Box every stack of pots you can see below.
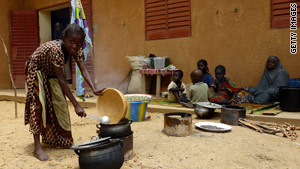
[97,118,134,161]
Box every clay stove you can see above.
[163,112,193,137]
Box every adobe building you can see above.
[0,0,299,91]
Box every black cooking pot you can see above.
[74,139,124,169]
[279,86,300,111]
[97,118,132,138]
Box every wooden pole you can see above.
[0,34,18,118]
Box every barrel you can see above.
[279,86,300,112]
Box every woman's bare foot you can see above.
[34,146,49,161]
[33,134,49,161]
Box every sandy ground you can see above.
[1,100,300,169]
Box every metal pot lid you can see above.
[195,102,222,109]
[195,122,232,132]
[71,136,111,150]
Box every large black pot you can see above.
[97,118,132,138]
[74,139,124,169]
[279,86,300,112]
[113,132,134,161]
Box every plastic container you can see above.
[154,57,165,69]
[125,94,152,122]
[125,100,150,122]
[288,78,300,87]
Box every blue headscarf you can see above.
[247,56,289,103]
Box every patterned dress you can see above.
[25,40,83,147]
[209,78,239,103]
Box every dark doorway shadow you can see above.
[51,8,73,84]
[51,7,69,40]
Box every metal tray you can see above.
[195,102,222,109]
[195,122,232,132]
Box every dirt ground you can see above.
[1,100,300,169]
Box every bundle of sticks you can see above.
[238,118,299,141]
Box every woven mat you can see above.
[149,98,183,107]
[150,99,281,115]
[235,103,281,115]
[254,105,281,115]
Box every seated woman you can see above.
[209,65,241,104]
[245,56,289,104]
[197,59,214,87]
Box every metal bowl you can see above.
[194,105,215,119]
[194,102,222,119]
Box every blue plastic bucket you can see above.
[126,100,150,122]
[288,78,300,87]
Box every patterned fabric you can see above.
[25,40,83,147]
[149,98,183,107]
[235,102,280,115]
[209,78,239,102]
[71,0,93,101]
[140,68,178,76]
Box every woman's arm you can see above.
[76,61,105,95]
[53,66,86,117]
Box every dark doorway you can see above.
[51,7,69,40]
[51,7,72,84]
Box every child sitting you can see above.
[167,70,188,103]
[209,65,240,104]
[197,59,214,87]
[187,69,212,107]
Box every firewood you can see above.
[238,119,298,141]
[238,119,263,133]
